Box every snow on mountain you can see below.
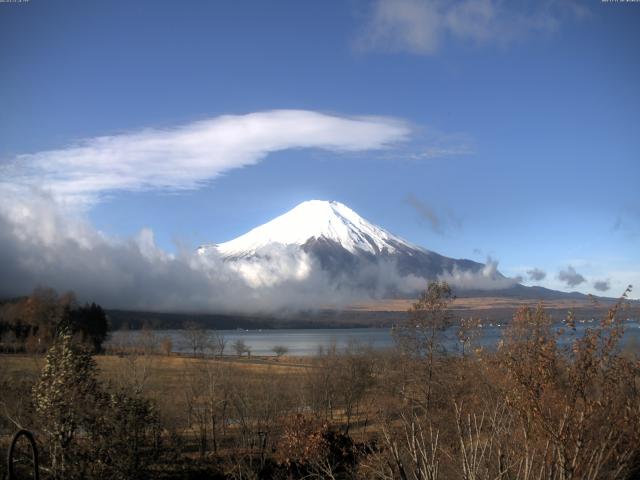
[197,200,523,295]
[199,200,421,258]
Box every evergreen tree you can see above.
[70,302,109,352]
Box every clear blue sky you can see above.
[1,0,639,298]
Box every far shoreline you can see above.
[106,295,638,330]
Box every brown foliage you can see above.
[2,282,639,479]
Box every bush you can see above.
[32,327,160,479]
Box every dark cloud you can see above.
[612,207,640,239]
[527,268,546,281]
[406,194,461,235]
[593,279,611,292]
[557,266,586,288]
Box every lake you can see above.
[106,318,640,356]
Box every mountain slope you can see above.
[198,200,496,293]
[196,200,605,301]
[210,200,420,257]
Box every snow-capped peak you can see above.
[201,200,419,258]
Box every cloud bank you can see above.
[0,190,378,312]
[1,110,410,208]
[0,109,521,311]
[0,190,523,312]
[355,0,587,55]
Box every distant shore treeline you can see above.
[0,288,108,353]
[2,287,636,343]
[105,304,635,331]
[105,308,401,331]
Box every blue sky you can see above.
[1,0,639,300]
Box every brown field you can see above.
[0,352,309,399]
[348,295,621,312]
[2,298,639,479]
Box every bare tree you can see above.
[183,357,232,458]
[335,341,375,434]
[232,339,249,357]
[115,333,157,395]
[182,322,210,357]
[272,345,288,358]
[138,325,158,354]
[392,281,454,412]
[456,316,481,358]
[495,289,640,480]
[160,335,173,356]
[363,411,441,480]
[209,330,227,357]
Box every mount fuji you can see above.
[198,200,514,296]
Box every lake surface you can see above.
[107,319,640,356]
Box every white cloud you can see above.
[1,110,410,208]
[438,256,520,290]
[217,244,317,289]
[355,0,587,55]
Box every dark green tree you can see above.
[70,302,109,352]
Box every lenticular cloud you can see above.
[1,110,410,208]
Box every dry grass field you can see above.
[2,291,639,479]
[348,295,621,312]
[1,352,310,412]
